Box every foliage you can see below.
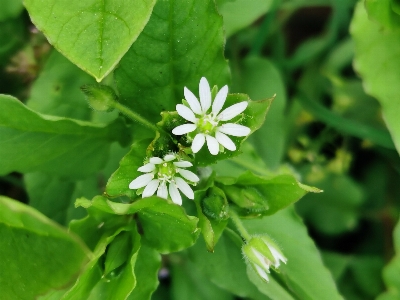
[0,0,399,299]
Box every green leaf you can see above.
[194,176,228,252]
[0,94,125,178]
[76,195,200,253]
[242,207,343,300]
[65,208,139,300]
[377,218,400,300]
[239,56,287,170]
[137,197,200,253]
[26,50,96,120]
[216,171,314,217]
[25,172,80,225]
[365,0,400,29]
[0,0,23,21]
[127,242,161,300]
[103,231,132,276]
[85,228,141,300]
[296,173,364,234]
[24,0,156,81]
[194,94,273,166]
[216,0,275,37]
[0,196,91,300]
[171,259,234,300]
[114,0,230,123]
[351,2,400,153]
[106,139,151,198]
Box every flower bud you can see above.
[242,236,287,282]
[201,187,229,221]
[81,84,117,112]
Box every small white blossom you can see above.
[242,236,287,282]
[172,77,251,155]
[128,153,200,205]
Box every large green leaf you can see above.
[239,56,287,170]
[351,2,400,153]
[136,199,200,253]
[24,0,156,81]
[65,207,138,299]
[0,0,23,21]
[114,0,230,123]
[0,196,91,300]
[27,50,95,120]
[0,94,126,178]
[216,0,275,37]
[243,207,343,300]
[76,195,200,253]
[127,243,161,300]
[365,0,400,29]
[171,258,234,300]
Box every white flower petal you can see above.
[142,179,160,198]
[212,85,228,115]
[184,87,202,115]
[176,104,197,123]
[149,157,163,164]
[191,133,206,153]
[218,123,251,137]
[267,243,287,267]
[199,77,211,113]
[137,163,155,172]
[129,173,154,189]
[252,248,271,270]
[163,153,176,162]
[218,101,248,121]
[175,177,195,199]
[157,182,168,199]
[254,265,269,282]
[215,131,236,151]
[172,124,197,135]
[169,182,182,205]
[206,135,219,155]
[173,161,192,168]
[177,168,200,183]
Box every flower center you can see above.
[157,162,176,182]
[198,114,218,134]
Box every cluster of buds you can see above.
[242,236,287,282]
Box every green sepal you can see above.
[81,84,118,112]
[193,172,228,252]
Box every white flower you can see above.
[242,236,287,282]
[128,153,200,205]
[172,77,251,155]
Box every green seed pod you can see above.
[201,186,229,221]
[81,84,118,112]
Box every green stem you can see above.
[229,210,251,241]
[113,102,169,135]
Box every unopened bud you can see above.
[201,187,229,221]
[81,84,117,112]
[242,236,287,282]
